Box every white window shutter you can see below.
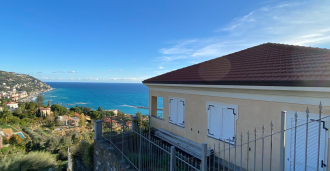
[222,108,235,143]
[208,105,222,139]
[177,100,185,126]
[289,118,326,170]
[169,99,177,124]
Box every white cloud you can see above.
[68,71,76,73]
[158,66,164,69]
[107,70,112,72]
[52,71,65,73]
[116,70,123,71]
[40,76,49,79]
[158,1,330,65]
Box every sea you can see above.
[41,82,163,116]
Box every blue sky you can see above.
[1,0,329,83]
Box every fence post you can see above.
[139,127,142,170]
[132,115,138,131]
[122,124,124,162]
[201,143,208,171]
[280,111,286,171]
[94,120,102,141]
[170,146,176,171]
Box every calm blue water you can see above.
[42,82,162,115]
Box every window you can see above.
[168,97,185,127]
[207,102,238,144]
[151,96,163,119]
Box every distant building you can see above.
[37,107,51,116]
[126,121,132,129]
[58,115,69,122]
[2,128,14,140]
[74,112,80,118]
[67,117,79,126]
[85,115,91,123]
[6,102,18,110]
[102,117,119,130]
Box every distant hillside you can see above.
[0,70,51,93]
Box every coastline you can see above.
[19,88,54,103]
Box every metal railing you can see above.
[204,102,328,171]
[96,102,328,171]
[100,115,200,171]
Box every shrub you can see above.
[0,151,59,171]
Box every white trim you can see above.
[145,83,330,93]
[150,87,330,106]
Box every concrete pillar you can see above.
[201,143,208,171]
[280,111,286,171]
[170,146,176,171]
[94,120,102,141]
[131,115,138,131]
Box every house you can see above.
[125,121,132,129]
[85,115,91,123]
[6,102,18,110]
[58,115,69,125]
[102,117,119,130]
[143,43,330,170]
[67,117,79,126]
[58,115,69,121]
[74,112,80,118]
[2,128,14,140]
[37,107,51,116]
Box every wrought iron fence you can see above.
[101,114,200,171]
[97,102,328,171]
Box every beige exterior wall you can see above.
[147,84,330,171]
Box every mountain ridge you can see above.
[0,70,51,93]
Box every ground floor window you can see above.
[206,102,238,144]
[169,97,185,127]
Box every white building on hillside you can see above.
[6,102,18,110]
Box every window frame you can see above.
[168,96,186,128]
[206,101,238,144]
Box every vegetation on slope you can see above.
[0,70,51,93]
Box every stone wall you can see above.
[94,139,131,171]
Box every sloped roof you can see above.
[143,43,330,87]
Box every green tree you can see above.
[70,106,82,114]
[97,106,103,111]
[36,94,44,107]
[50,104,68,115]
[59,136,72,148]
[8,116,20,125]
[44,137,59,152]
[79,113,86,127]
[89,111,100,120]
[135,111,142,127]
[49,122,55,131]
[0,151,59,171]
[9,134,23,145]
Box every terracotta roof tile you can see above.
[143,43,330,87]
